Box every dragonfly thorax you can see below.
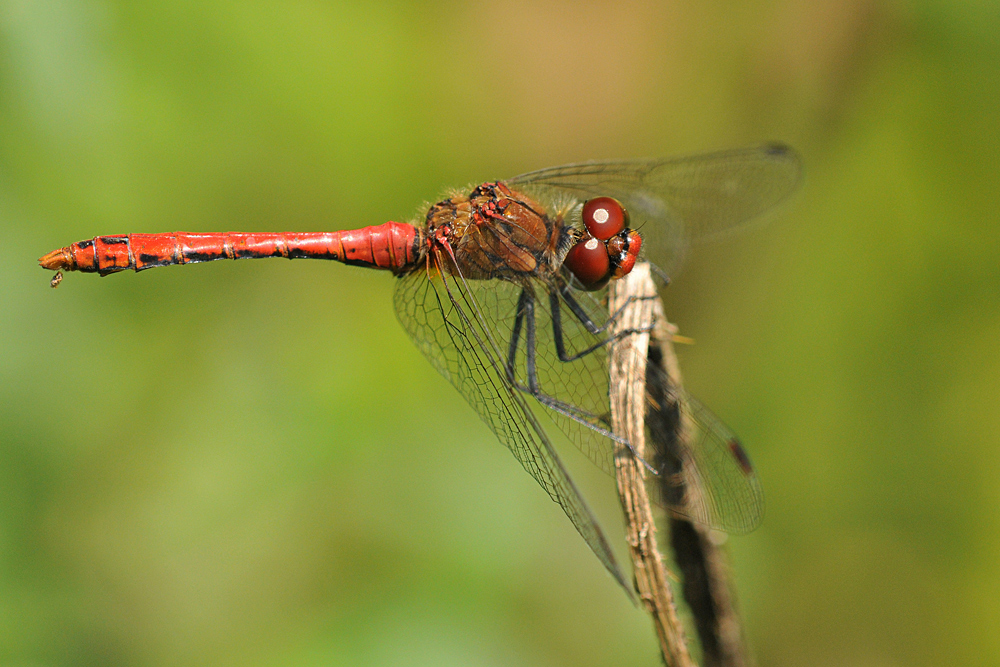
[422,182,562,282]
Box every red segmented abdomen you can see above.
[38,222,423,275]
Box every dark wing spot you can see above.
[763,142,793,157]
[728,439,754,476]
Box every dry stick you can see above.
[609,263,752,667]
[608,263,694,667]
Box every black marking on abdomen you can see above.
[137,253,174,268]
[287,248,339,260]
[99,236,129,244]
[233,247,274,259]
[183,251,220,263]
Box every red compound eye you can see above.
[581,197,628,241]
[612,230,642,278]
[564,236,611,290]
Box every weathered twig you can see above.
[608,263,694,667]
[609,263,752,667]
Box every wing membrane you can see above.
[392,262,632,596]
[509,143,801,274]
[396,261,764,535]
[646,359,764,534]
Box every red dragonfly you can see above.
[40,144,800,595]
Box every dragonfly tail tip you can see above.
[39,248,72,271]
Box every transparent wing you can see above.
[646,362,764,534]
[397,258,763,534]
[391,262,632,596]
[508,143,802,274]
[508,278,622,474]
[521,282,764,532]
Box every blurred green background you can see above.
[2,1,999,665]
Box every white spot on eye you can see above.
[593,208,610,224]
[585,238,601,250]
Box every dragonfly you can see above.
[39,143,800,596]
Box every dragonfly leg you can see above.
[561,282,658,335]
[549,288,660,473]
[508,288,657,474]
[505,290,614,428]
[505,291,527,386]
[550,288,656,363]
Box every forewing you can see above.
[392,265,632,595]
[509,143,802,274]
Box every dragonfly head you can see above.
[608,229,642,279]
[563,197,642,290]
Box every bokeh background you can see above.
[2,1,998,665]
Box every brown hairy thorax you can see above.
[422,182,571,282]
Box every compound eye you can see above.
[581,197,628,240]
[564,236,611,290]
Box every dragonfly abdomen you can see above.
[38,223,423,276]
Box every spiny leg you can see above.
[503,288,633,452]
[509,289,588,425]
[546,286,661,472]
[550,287,656,363]
[506,290,527,387]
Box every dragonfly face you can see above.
[563,196,643,291]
